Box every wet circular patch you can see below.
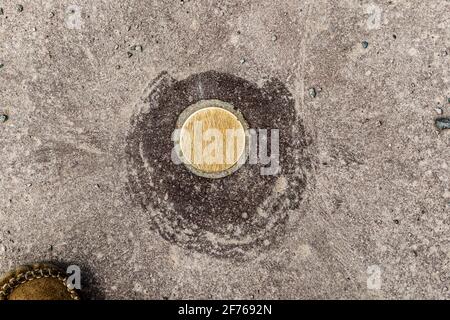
[126,71,310,258]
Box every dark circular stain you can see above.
[126,71,310,258]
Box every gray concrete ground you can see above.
[0,0,449,299]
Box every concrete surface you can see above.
[0,0,449,299]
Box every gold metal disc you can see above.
[175,100,248,178]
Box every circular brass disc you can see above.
[176,100,248,178]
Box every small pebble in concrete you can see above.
[240,58,246,64]
[447,97,450,104]
[435,107,443,115]
[435,118,450,130]
[127,52,133,58]
[271,35,278,42]
[131,45,143,52]
[393,219,400,224]
[308,87,317,98]
[48,12,54,18]
[0,63,4,69]
[362,41,369,49]
[0,114,8,123]
[0,8,4,15]
[17,4,23,12]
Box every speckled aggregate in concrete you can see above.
[0,0,449,299]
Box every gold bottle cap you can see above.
[175,100,248,178]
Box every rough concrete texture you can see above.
[0,0,449,299]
